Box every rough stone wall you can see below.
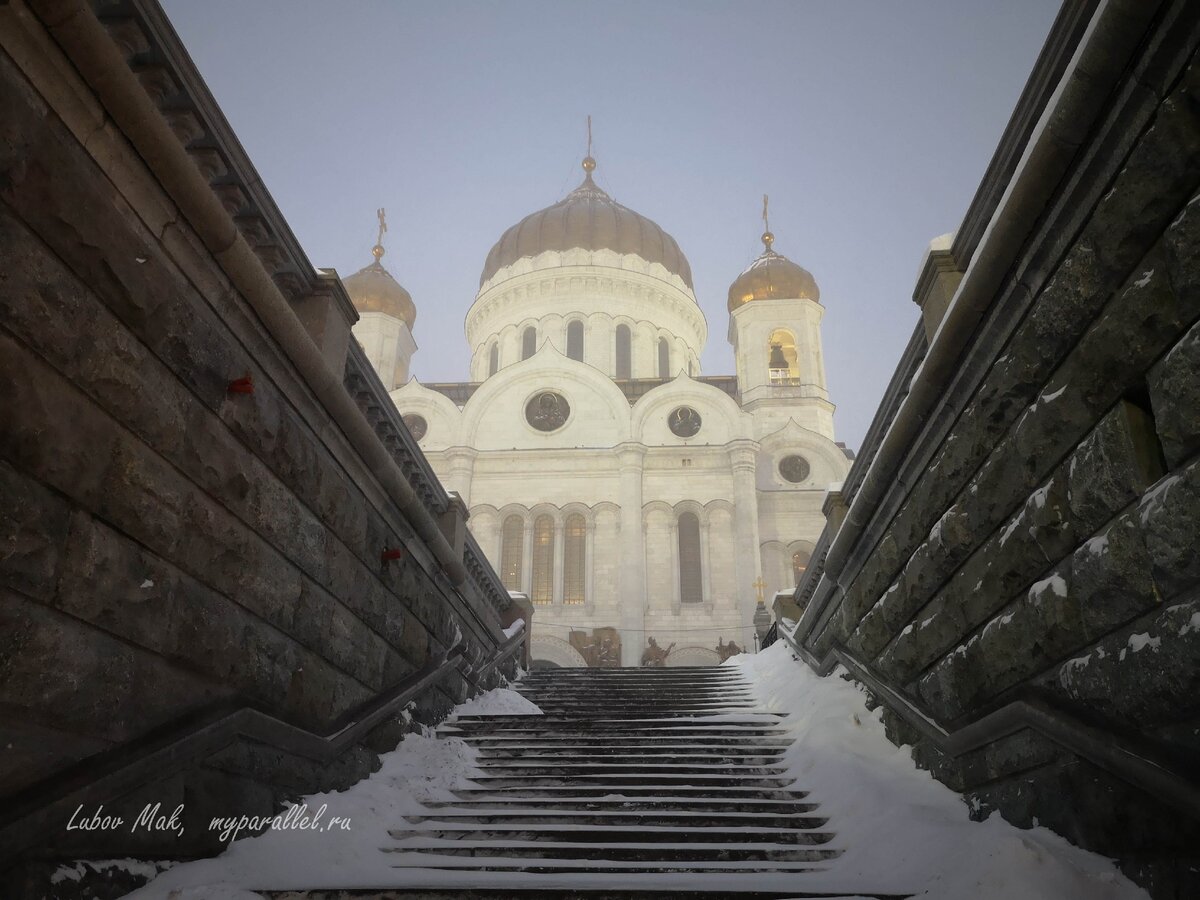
[0,1,516,875]
[794,4,1200,897]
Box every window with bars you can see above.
[522,326,536,360]
[531,514,555,604]
[678,512,702,604]
[488,343,499,376]
[615,324,631,378]
[567,321,584,361]
[658,338,670,379]
[792,549,811,585]
[500,515,524,591]
[563,514,586,604]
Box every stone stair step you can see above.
[417,796,815,811]
[448,785,810,800]
[463,775,797,789]
[383,840,842,862]
[446,720,782,724]
[389,825,836,845]
[457,737,793,749]
[384,855,835,874]
[471,763,789,776]
[400,812,826,827]
[474,752,787,765]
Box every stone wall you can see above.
[0,0,523,882]
[789,2,1200,897]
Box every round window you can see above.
[779,454,811,483]
[525,391,570,432]
[402,414,427,441]
[668,406,702,438]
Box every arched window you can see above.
[563,514,586,604]
[522,326,537,360]
[767,329,800,384]
[615,324,631,378]
[500,515,524,591]
[531,514,555,604]
[488,343,499,376]
[567,320,584,361]
[657,338,670,379]
[792,549,811,586]
[687,357,693,377]
[678,512,702,604]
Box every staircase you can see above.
[362,665,910,899]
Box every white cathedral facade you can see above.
[344,155,852,668]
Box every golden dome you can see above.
[727,237,820,312]
[343,249,416,329]
[480,157,694,289]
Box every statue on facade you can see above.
[641,637,674,667]
[717,636,742,662]
[570,626,621,668]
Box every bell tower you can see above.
[343,208,418,390]
[727,196,834,438]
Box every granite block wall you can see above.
[796,9,1200,897]
[0,7,514,873]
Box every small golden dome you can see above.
[727,238,820,313]
[343,251,416,329]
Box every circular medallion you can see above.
[667,406,702,438]
[402,414,427,441]
[526,391,570,432]
[779,454,811,483]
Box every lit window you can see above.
[792,549,811,585]
[563,514,586,604]
[531,515,555,603]
[500,515,524,591]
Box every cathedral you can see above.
[344,152,852,668]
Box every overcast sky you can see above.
[162,0,1059,450]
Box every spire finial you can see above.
[761,194,774,251]
[372,207,387,262]
[582,115,597,174]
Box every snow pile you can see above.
[126,685,540,898]
[450,686,541,718]
[727,642,1148,899]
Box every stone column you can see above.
[443,447,479,506]
[728,440,763,650]
[616,443,647,666]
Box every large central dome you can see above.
[479,157,693,289]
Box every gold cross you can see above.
[375,207,387,247]
[762,194,769,233]
[586,115,592,157]
[753,576,766,603]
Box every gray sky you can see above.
[162,0,1058,450]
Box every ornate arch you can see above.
[665,646,721,667]
[530,634,588,669]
